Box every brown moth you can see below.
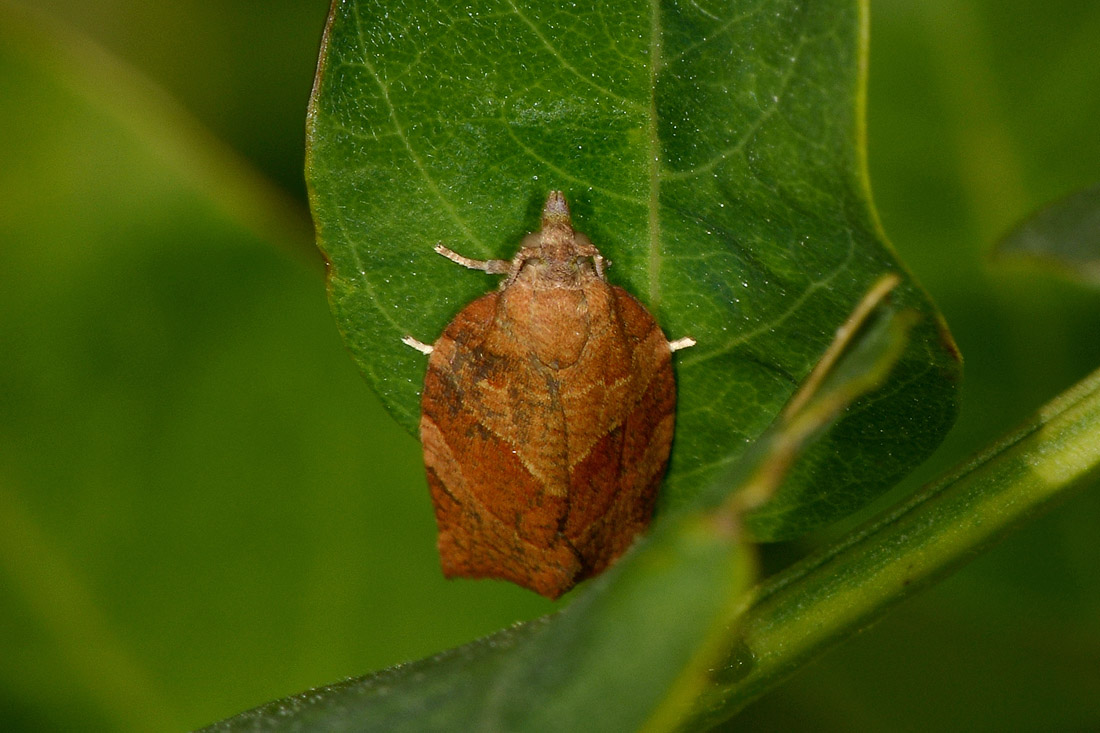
[403,192,693,599]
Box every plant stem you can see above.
[711,364,1100,718]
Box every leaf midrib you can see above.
[647,0,663,308]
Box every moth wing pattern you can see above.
[419,283,676,599]
[562,286,676,580]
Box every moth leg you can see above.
[401,335,434,355]
[592,253,609,279]
[668,337,696,352]
[573,238,609,279]
[434,244,510,274]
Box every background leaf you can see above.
[0,5,484,731]
[306,0,961,540]
[738,2,1100,728]
[4,0,1100,731]
[995,180,1100,284]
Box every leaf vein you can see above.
[351,2,485,254]
[666,1,767,64]
[679,231,857,368]
[662,37,806,181]
[647,0,663,307]
[501,0,644,112]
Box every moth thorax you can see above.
[520,254,597,287]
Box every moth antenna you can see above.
[435,243,510,274]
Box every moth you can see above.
[403,192,693,599]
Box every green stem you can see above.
[718,364,1100,716]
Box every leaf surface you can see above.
[307,0,960,539]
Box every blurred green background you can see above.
[1,1,1099,731]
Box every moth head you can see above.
[541,190,571,225]
[509,192,602,286]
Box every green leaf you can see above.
[202,515,754,733]
[693,360,1100,727]
[201,277,916,733]
[717,276,922,515]
[306,0,960,540]
[0,6,358,730]
[995,180,1100,285]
